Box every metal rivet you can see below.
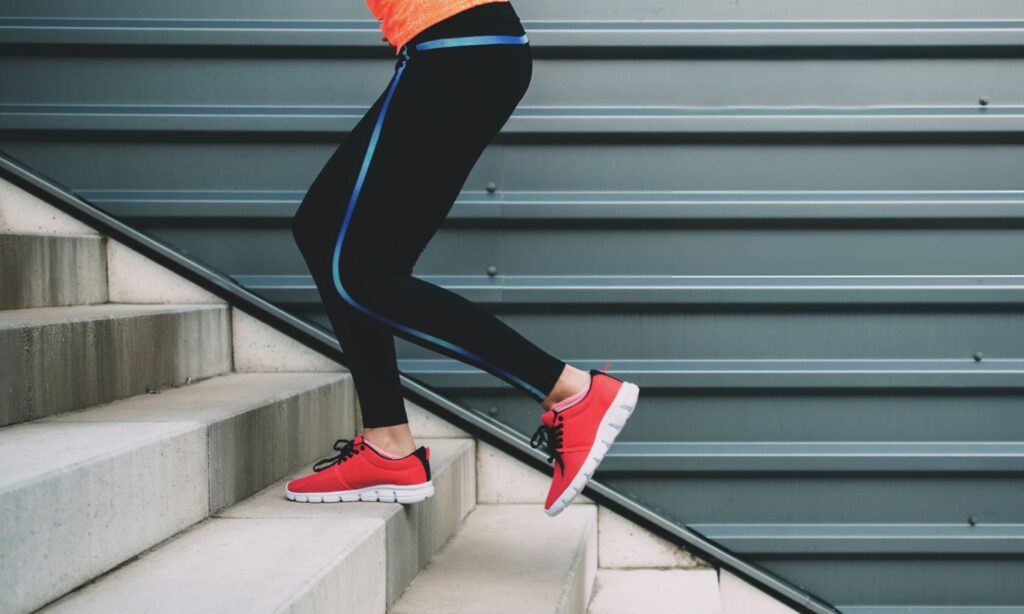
[488,406,499,416]
[979,96,990,106]
[486,182,497,193]
[973,352,983,362]
[486,266,498,277]
[968,515,979,526]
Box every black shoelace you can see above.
[313,438,361,472]
[530,417,565,473]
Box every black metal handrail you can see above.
[0,149,839,614]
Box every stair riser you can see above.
[562,521,597,614]
[0,306,231,426]
[613,476,1024,524]
[0,234,107,309]
[204,378,354,513]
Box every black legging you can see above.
[291,2,565,428]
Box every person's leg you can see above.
[292,83,416,450]
[292,20,575,454]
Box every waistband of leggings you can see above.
[399,33,528,59]
[403,2,525,49]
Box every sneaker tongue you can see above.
[541,411,557,427]
[353,435,364,445]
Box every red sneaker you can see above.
[285,435,434,503]
[531,368,640,517]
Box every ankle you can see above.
[362,426,417,458]
[541,365,591,411]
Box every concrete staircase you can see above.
[1,177,796,613]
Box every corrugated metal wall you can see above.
[3,1,1023,609]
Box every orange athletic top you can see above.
[366,0,510,55]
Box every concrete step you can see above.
[389,504,597,614]
[0,371,354,614]
[37,437,475,614]
[43,515,384,614]
[586,569,721,614]
[217,437,476,610]
[0,303,231,426]
[0,232,107,310]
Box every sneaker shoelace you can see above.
[530,413,565,473]
[313,438,360,472]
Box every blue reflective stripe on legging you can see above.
[331,52,547,401]
[414,33,528,51]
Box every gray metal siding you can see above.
[3,1,1024,609]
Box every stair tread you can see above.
[0,302,224,327]
[389,504,596,614]
[46,370,346,426]
[40,516,385,614]
[587,569,720,614]
[36,437,474,614]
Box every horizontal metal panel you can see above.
[3,17,1024,48]
[468,311,1024,360]
[8,139,1024,192]
[600,442,1024,472]
[77,189,1024,221]
[840,608,1024,614]
[4,55,1023,110]
[397,358,1024,389]
[4,104,1024,133]
[605,474,1024,523]
[474,390,1024,444]
[751,557,1024,606]
[690,523,1024,554]
[235,274,1024,305]
[3,0,1023,21]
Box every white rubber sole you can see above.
[285,480,435,504]
[545,380,640,517]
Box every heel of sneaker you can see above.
[394,481,435,504]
